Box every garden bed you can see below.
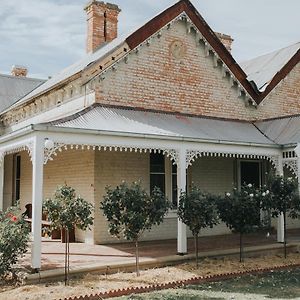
[0,253,300,300]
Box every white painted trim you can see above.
[31,134,44,269]
[276,157,284,243]
[9,92,95,132]
[177,148,187,254]
[0,162,4,211]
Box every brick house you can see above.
[0,0,299,270]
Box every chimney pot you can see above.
[85,1,121,53]
[11,65,28,77]
[215,32,234,52]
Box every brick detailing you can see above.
[95,20,258,120]
[61,263,300,300]
[215,32,234,52]
[85,1,121,53]
[11,65,28,77]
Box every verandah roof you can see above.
[256,116,300,146]
[41,105,275,146]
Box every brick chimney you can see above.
[215,32,234,52]
[85,1,121,53]
[11,65,28,77]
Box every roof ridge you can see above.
[0,73,45,82]
[241,41,300,64]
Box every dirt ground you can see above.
[0,253,300,300]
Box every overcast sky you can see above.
[0,0,299,79]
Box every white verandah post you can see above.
[276,156,284,243]
[31,135,44,270]
[177,148,187,254]
[0,158,4,211]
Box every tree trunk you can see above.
[283,211,287,259]
[135,239,140,277]
[195,234,199,268]
[239,232,243,263]
[67,228,70,285]
[64,227,67,286]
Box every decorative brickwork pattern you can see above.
[95,20,258,121]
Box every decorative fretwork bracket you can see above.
[44,143,66,164]
[186,150,280,170]
[283,158,298,178]
[0,140,34,166]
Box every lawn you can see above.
[193,268,300,299]
[115,268,300,300]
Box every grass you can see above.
[115,267,300,299]
[191,267,300,299]
[117,290,223,300]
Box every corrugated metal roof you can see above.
[240,42,300,92]
[44,105,275,145]
[255,116,300,145]
[0,74,44,113]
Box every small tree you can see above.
[0,205,30,279]
[262,175,300,258]
[101,181,169,276]
[218,184,268,262]
[43,185,94,285]
[178,186,219,268]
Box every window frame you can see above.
[12,153,21,205]
[149,153,178,213]
[237,159,262,189]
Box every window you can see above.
[238,160,261,188]
[13,154,21,204]
[171,163,178,207]
[150,153,165,194]
[150,153,178,208]
[238,160,263,226]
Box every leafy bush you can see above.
[178,186,219,267]
[43,185,94,285]
[43,185,94,232]
[101,181,170,276]
[0,206,30,278]
[218,183,269,262]
[262,175,300,258]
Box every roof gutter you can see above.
[0,125,34,144]
[32,124,281,149]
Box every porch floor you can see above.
[21,229,300,273]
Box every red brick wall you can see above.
[85,1,120,53]
[95,20,257,120]
[255,63,300,120]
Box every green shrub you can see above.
[101,181,170,276]
[0,206,30,278]
[178,186,219,267]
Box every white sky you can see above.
[0,0,299,79]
